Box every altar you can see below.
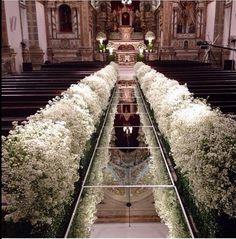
[109,26,143,65]
[116,50,137,65]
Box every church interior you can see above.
[1,0,236,238]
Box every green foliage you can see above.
[107,54,115,63]
[137,53,145,62]
[147,42,153,51]
[98,43,105,52]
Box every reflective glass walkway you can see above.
[64,66,194,238]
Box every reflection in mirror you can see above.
[66,78,192,238]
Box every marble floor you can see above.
[118,65,136,81]
[90,222,169,238]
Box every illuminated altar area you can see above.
[107,1,145,65]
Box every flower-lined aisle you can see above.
[2,62,119,237]
[134,62,236,236]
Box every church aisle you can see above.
[65,65,194,238]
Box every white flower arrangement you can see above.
[2,63,118,234]
[110,61,119,73]
[69,188,104,238]
[95,65,117,90]
[2,120,78,226]
[136,64,152,80]
[81,75,111,111]
[140,69,157,93]
[170,108,236,216]
[145,31,156,42]
[63,83,102,125]
[158,84,193,138]
[137,42,147,55]
[153,188,190,238]
[135,63,236,217]
[134,61,145,72]
[96,31,107,43]
[29,95,95,156]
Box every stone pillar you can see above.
[160,1,174,60]
[1,0,16,74]
[78,1,93,61]
[213,0,227,66]
[26,0,44,69]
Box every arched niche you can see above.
[59,4,72,32]
[122,12,130,25]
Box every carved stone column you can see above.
[26,0,44,69]
[1,1,16,74]
[213,0,226,66]
[160,1,174,60]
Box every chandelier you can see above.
[121,0,132,5]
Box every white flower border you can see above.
[2,62,119,231]
[134,62,236,217]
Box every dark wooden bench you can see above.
[147,61,236,114]
[2,62,103,136]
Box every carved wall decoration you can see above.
[132,10,141,32]
[176,1,196,34]
[45,1,84,62]
[118,44,135,51]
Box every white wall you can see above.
[205,0,216,42]
[36,1,48,62]
[4,0,23,72]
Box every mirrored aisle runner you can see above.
[65,66,194,238]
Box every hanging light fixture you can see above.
[121,0,132,5]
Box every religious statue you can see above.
[111,10,119,32]
[132,10,141,32]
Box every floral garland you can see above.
[134,62,236,217]
[2,62,118,234]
